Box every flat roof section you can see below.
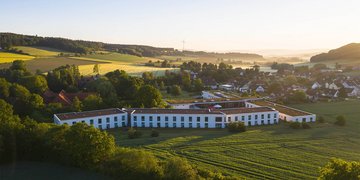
[220,107,276,114]
[250,101,312,116]
[55,108,125,121]
[130,108,224,115]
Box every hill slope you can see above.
[310,43,360,63]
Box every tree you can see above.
[85,78,117,106]
[159,81,165,90]
[93,64,100,74]
[228,122,246,132]
[302,122,311,129]
[334,115,346,126]
[164,157,198,180]
[338,88,348,98]
[193,78,204,92]
[128,128,142,139]
[100,148,163,179]
[135,85,162,108]
[181,72,191,91]
[289,122,301,129]
[0,78,10,99]
[170,85,182,96]
[72,97,83,112]
[63,123,116,168]
[318,158,360,180]
[142,72,154,83]
[82,94,103,111]
[10,60,27,71]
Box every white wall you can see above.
[54,113,128,130]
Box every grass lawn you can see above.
[14,46,71,57]
[108,100,360,179]
[0,52,34,63]
[0,162,110,180]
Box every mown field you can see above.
[14,46,71,57]
[108,100,360,179]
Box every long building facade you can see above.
[54,107,280,130]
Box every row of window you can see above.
[133,116,210,122]
[134,122,210,128]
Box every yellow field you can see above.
[14,46,69,57]
[78,63,178,76]
[0,52,35,63]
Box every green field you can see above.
[14,46,71,57]
[0,52,34,63]
[0,162,110,180]
[108,100,360,179]
[84,53,159,63]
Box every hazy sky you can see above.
[1,0,360,51]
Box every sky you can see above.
[1,0,360,52]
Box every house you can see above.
[54,106,279,129]
[255,85,265,93]
[311,82,321,90]
[345,88,360,97]
[202,91,220,99]
[325,82,341,90]
[43,90,94,106]
[238,81,251,93]
[245,101,316,123]
[201,78,218,89]
[219,84,234,91]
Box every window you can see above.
[122,115,125,121]
[122,122,126,126]
[248,115,251,120]
[241,116,245,121]
[205,117,209,122]
[98,118,102,124]
[149,116,153,121]
[133,123,137,127]
[267,114,270,118]
[310,117,313,122]
[173,116,176,122]
[157,122,161,127]
[268,120,271,124]
[274,119,277,124]
[72,121,76,125]
[181,123,185,128]
[261,120,264,125]
[90,119,94,124]
[106,124,110,129]
[173,123,176,128]
[261,114,264,119]
[215,117,222,122]
[255,115,258,120]
[106,117,110,123]
[141,122,145,127]
[141,116,145,121]
[149,123,153,128]
[133,116,137,121]
[165,116,169,121]
[197,123,201,128]
[302,118,306,122]
[114,116,118,122]
[189,117,193,122]
[157,116,160,121]
[274,113,277,118]
[115,123,118,128]
[197,117,200,122]
[205,123,208,128]
[215,124,222,128]
[165,123,169,128]
[248,122,252,126]
[81,120,85,123]
[99,125,103,129]
[235,116,238,121]
[189,123,193,128]
[181,116,184,122]
[228,117,231,121]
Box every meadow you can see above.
[108,100,360,179]
[14,46,71,57]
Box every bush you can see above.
[163,157,198,180]
[334,115,346,126]
[128,128,142,139]
[289,122,301,129]
[150,129,159,137]
[228,122,246,133]
[301,122,311,129]
[317,116,325,123]
[318,158,360,180]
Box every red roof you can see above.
[43,90,95,106]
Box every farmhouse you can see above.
[245,101,316,123]
[54,106,279,129]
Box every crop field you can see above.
[14,46,70,57]
[84,53,160,63]
[0,52,34,63]
[108,100,360,179]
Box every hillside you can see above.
[310,43,360,63]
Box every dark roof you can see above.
[129,107,276,115]
[220,107,276,114]
[129,108,223,115]
[250,101,312,116]
[55,108,126,121]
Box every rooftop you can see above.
[55,108,125,121]
[129,107,276,115]
[250,101,312,116]
[220,107,276,114]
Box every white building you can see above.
[54,108,128,129]
[311,82,321,90]
[245,101,316,123]
[202,91,220,99]
[54,107,279,129]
